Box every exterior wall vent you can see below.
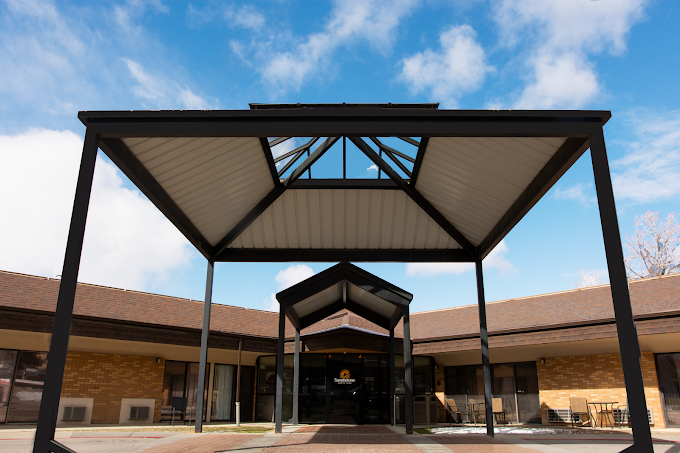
[129,406,150,420]
[547,408,578,423]
[62,406,86,421]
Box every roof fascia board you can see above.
[349,136,476,257]
[213,185,286,256]
[215,248,474,262]
[98,137,214,260]
[259,137,282,187]
[477,136,591,259]
[79,109,611,123]
[86,120,602,138]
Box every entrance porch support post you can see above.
[403,308,413,434]
[589,130,653,451]
[390,328,395,426]
[275,308,285,433]
[475,260,494,437]
[33,130,99,453]
[195,259,214,433]
[292,330,300,425]
[235,337,242,426]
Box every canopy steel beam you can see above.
[410,137,429,186]
[476,261,494,437]
[194,259,214,433]
[369,137,413,177]
[215,248,473,262]
[98,137,214,260]
[34,130,99,453]
[86,119,603,139]
[274,137,319,162]
[283,136,339,186]
[349,137,476,258]
[478,137,590,259]
[589,129,652,451]
[259,138,281,186]
[398,136,420,147]
[269,136,292,147]
[369,137,416,163]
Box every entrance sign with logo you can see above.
[334,369,356,384]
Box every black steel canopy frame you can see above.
[33,107,652,453]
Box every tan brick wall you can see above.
[61,352,165,424]
[434,364,446,422]
[536,352,664,427]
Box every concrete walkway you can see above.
[1,424,679,452]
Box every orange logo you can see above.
[340,369,351,379]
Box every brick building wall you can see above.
[61,352,165,424]
[536,352,664,427]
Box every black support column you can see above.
[195,260,214,432]
[403,308,413,434]
[476,260,494,437]
[236,337,242,426]
[33,131,99,453]
[589,130,653,451]
[275,308,285,433]
[293,330,300,425]
[389,328,395,426]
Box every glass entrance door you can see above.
[327,355,363,424]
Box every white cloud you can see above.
[367,164,379,172]
[553,182,596,206]
[225,4,265,30]
[124,58,215,109]
[611,110,680,203]
[399,25,493,106]
[234,0,418,93]
[0,129,193,291]
[263,264,316,311]
[492,0,646,109]
[405,240,516,277]
[513,52,599,109]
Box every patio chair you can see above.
[445,398,461,424]
[569,397,593,428]
[171,397,191,426]
[492,398,505,424]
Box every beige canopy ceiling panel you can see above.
[346,282,399,319]
[416,136,567,246]
[228,189,462,250]
[122,136,275,245]
[292,283,344,318]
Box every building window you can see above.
[5,351,48,423]
[160,361,209,422]
[656,353,680,427]
[0,350,18,423]
[211,364,234,421]
[444,361,540,424]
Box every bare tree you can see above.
[572,268,605,288]
[625,210,680,279]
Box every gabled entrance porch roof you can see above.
[276,261,412,331]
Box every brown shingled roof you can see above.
[2,270,679,342]
[404,273,680,340]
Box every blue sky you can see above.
[1,0,679,315]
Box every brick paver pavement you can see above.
[427,435,540,452]
[141,433,263,453]
[266,432,423,452]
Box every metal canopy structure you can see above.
[275,261,413,431]
[34,105,653,452]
